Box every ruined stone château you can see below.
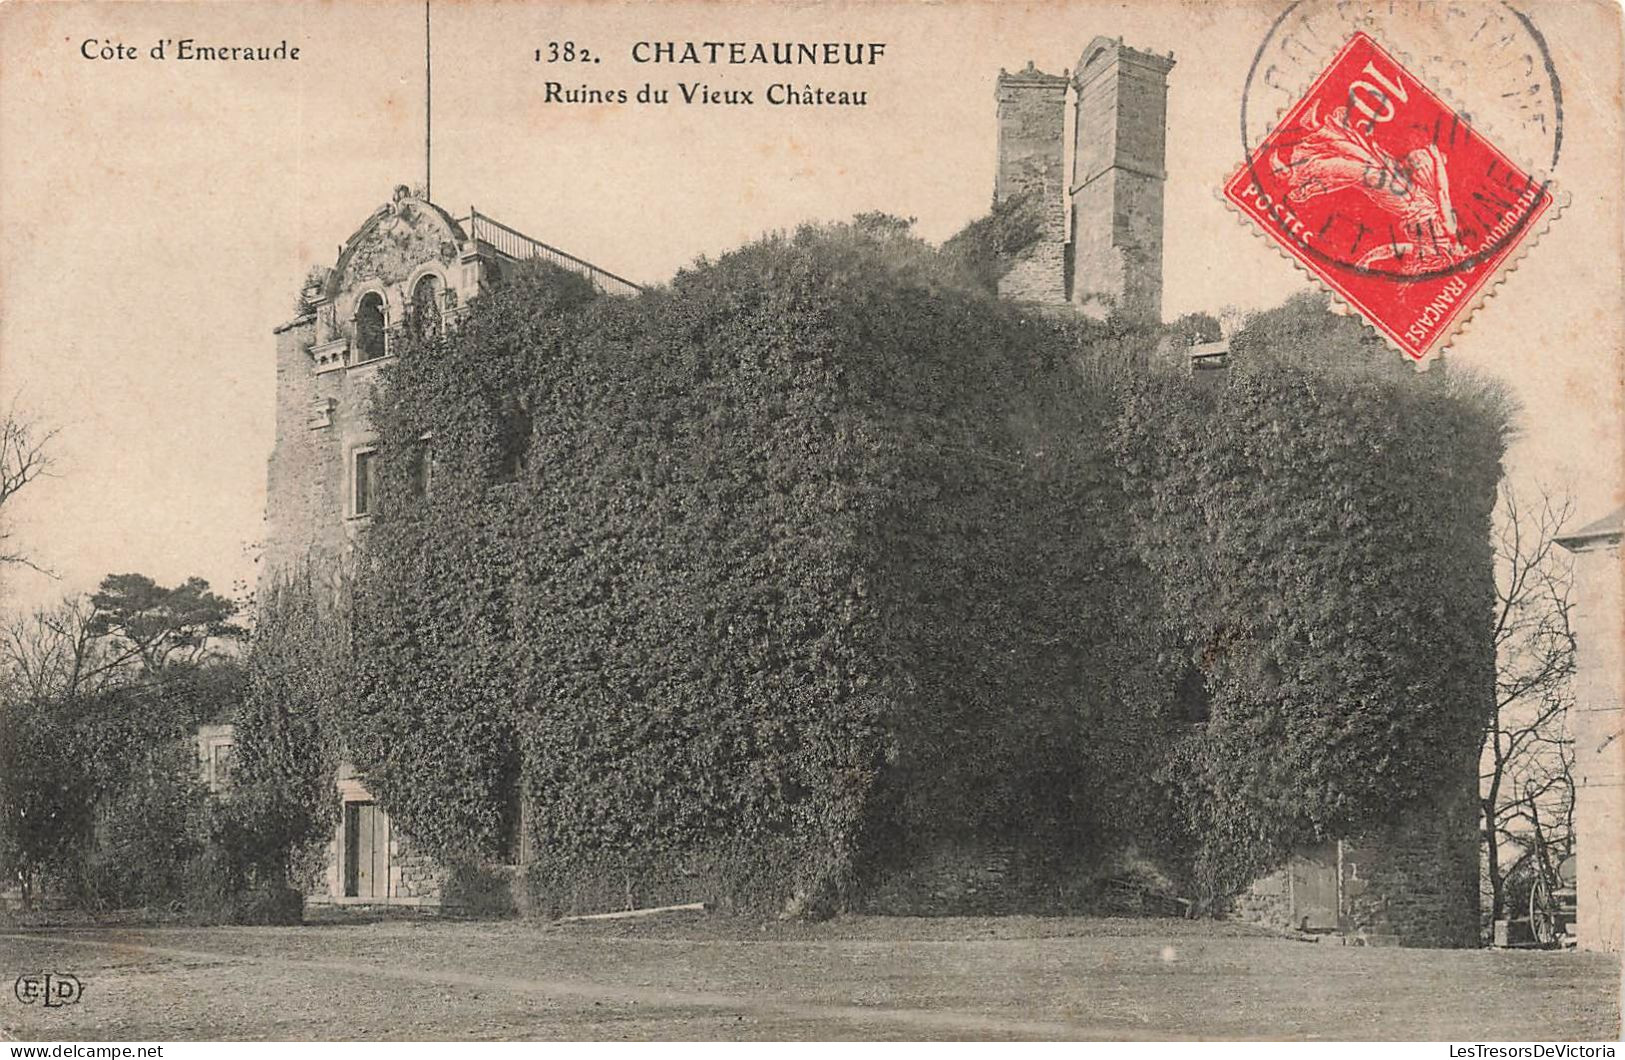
[997,41,1487,949]
[254,39,1497,945]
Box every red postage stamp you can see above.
[1224,32,1554,361]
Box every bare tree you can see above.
[0,595,134,704]
[1481,482,1578,924]
[0,401,58,575]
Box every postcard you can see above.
[0,0,1620,1044]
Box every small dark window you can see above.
[1174,662,1212,724]
[499,776,526,866]
[355,292,387,362]
[409,443,431,498]
[354,449,377,516]
[496,398,532,481]
[411,274,443,338]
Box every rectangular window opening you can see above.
[353,448,377,516]
[410,438,432,499]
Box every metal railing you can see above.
[460,209,643,298]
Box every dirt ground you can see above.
[1,914,1619,1041]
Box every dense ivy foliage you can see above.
[0,693,96,900]
[344,223,1507,912]
[350,263,601,862]
[1116,347,1506,894]
[0,613,263,914]
[938,193,1043,294]
[232,571,346,894]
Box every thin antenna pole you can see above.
[424,0,432,201]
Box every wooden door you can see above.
[343,801,389,899]
[1291,843,1341,931]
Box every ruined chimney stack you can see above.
[992,40,1174,323]
[1069,37,1176,323]
[993,61,1070,305]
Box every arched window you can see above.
[355,292,386,362]
[411,274,444,339]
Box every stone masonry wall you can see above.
[995,65,1069,305]
[1070,170,1128,317]
[855,841,1100,916]
[1231,865,1296,930]
[263,317,378,591]
[1232,843,1341,934]
[1233,771,1483,947]
[1069,40,1173,322]
[390,829,449,901]
[1567,536,1623,953]
[1341,765,1483,947]
[265,318,332,579]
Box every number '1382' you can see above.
[536,42,596,62]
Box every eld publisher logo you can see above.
[12,972,82,1008]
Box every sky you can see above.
[1,0,1620,614]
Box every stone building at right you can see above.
[1556,506,1625,953]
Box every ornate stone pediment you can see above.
[330,187,469,295]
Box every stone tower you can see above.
[263,185,639,590]
[994,62,1070,304]
[1068,37,1175,322]
[262,183,638,911]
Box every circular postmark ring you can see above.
[1238,0,1562,285]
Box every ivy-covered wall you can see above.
[1115,356,1504,897]
[336,223,1506,931]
